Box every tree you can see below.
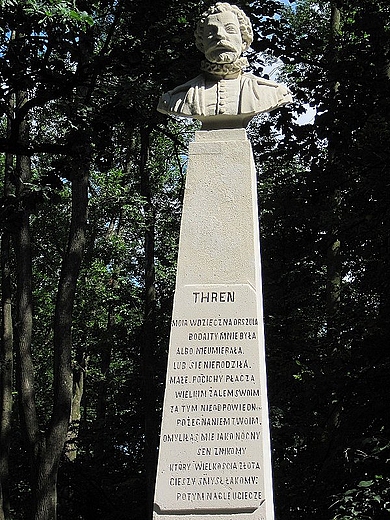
[0,1,205,517]
[0,2,99,518]
[250,1,390,518]
[2,0,389,518]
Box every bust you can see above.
[157,2,292,129]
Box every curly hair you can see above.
[194,3,253,54]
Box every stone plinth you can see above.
[153,129,274,520]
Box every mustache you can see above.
[208,40,238,53]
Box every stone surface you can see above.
[153,129,274,520]
[157,3,292,128]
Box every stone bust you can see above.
[157,2,292,129]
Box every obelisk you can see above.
[154,4,291,520]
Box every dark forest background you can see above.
[0,0,389,519]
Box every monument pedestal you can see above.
[153,129,274,520]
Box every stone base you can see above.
[153,129,274,520]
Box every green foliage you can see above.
[1,0,390,518]
[332,473,390,520]
[0,0,93,27]
[249,2,390,520]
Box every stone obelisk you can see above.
[154,4,291,520]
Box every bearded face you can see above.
[202,11,244,64]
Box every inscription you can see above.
[176,416,260,427]
[176,347,193,355]
[199,402,258,412]
[169,477,196,486]
[157,285,267,509]
[208,388,260,398]
[177,491,233,501]
[194,446,247,456]
[162,433,199,442]
[176,491,262,501]
[172,317,258,327]
[169,462,192,471]
[169,375,188,384]
[188,331,257,340]
[176,345,244,355]
[192,291,235,303]
[174,389,207,398]
[169,475,259,486]
[196,345,243,354]
[192,460,261,471]
[214,446,247,455]
[186,373,255,383]
[173,359,251,370]
[187,359,250,369]
[200,475,258,485]
[164,431,262,442]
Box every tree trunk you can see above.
[325,1,342,340]
[8,23,92,520]
[95,314,113,459]
[0,94,14,520]
[66,352,87,462]
[33,438,59,520]
[13,104,89,518]
[140,126,158,519]
[38,158,89,519]
[0,232,13,520]
[12,89,41,516]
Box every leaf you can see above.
[357,480,374,488]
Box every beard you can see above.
[205,41,240,64]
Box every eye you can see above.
[205,25,217,38]
[225,24,239,34]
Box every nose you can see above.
[215,25,226,39]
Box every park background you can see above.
[0,0,389,519]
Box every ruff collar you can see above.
[200,57,249,79]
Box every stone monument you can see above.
[154,4,291,520]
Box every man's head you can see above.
[195,3,253,64]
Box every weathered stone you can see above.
[153,129,274,520]
[154,3,291,518]
[157,3,291,129]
